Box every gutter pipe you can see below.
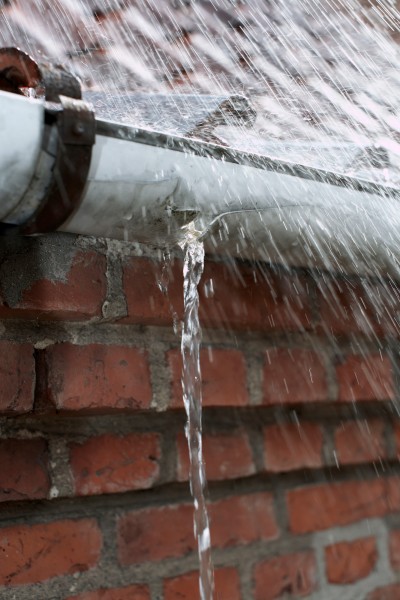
[1,49,400,277]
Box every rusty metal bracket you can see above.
[0,47,95,234]
[21,96,95,234]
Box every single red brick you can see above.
[69,433,161,496]
[66,586,150,600]
[0,250,106,321]
[334,419,386,465]
[263,422,323,472]
[122,257,183,325]
[368,584,400,599]
[199,261,311,332]
[287,477,400,534]
[388,477,400,510]
[253,551,317,600]
[0,518,102,585]
[168,347,248,408]
[0,439,50,502]
[176,430,255,481]
[118,492,278,564]
[164,567,241,600]
[325,537,377,584]
[0,341,35,414]
[389,530,400,570]
[210,492,279,549]
[118,503,193,565]
[263,348,328,406]
[336,354,394,402]
[45,343,152,412]
[317,277,400,338]
[391,423,400,460]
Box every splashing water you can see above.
[181,236,214,600]
[157,249,181,335]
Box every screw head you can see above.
[72,122,85,136]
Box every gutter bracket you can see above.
[22,95,95,234]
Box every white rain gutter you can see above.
[2,89,400,277]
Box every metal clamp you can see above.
[21,96,95,234]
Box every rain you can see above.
[1,1,400,599]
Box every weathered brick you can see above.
[287,477,400,534]
[336,354,394,402]
[263,348,328,405]
[164,567,241,600]
[325,537,377,584]
[388,476,400,509]
[253,551,317,600]
[123,258,312,331]
[66,586,150,600]
[0,247,106,321]
[391,423,400,461]
[199,261,311,332]
[45,343,152,411]
[334,419,386,465]
[168,347,248,407]
[317,277,400,337]
[118,503,194,565]
[389,530,400,570]
[0,439,50,502]
[122,257,183,326]
[0,341,35,414]
[69,433,161,496]
[368,583,400,599]
[176,430,255,481]
[210,492,278,548]
[0,519,102,585]
[263,422,323,472]
[118,492,278,564]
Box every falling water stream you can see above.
[157,221,214,598]
[180,237,214,600]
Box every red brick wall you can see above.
[0,233,400,599]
